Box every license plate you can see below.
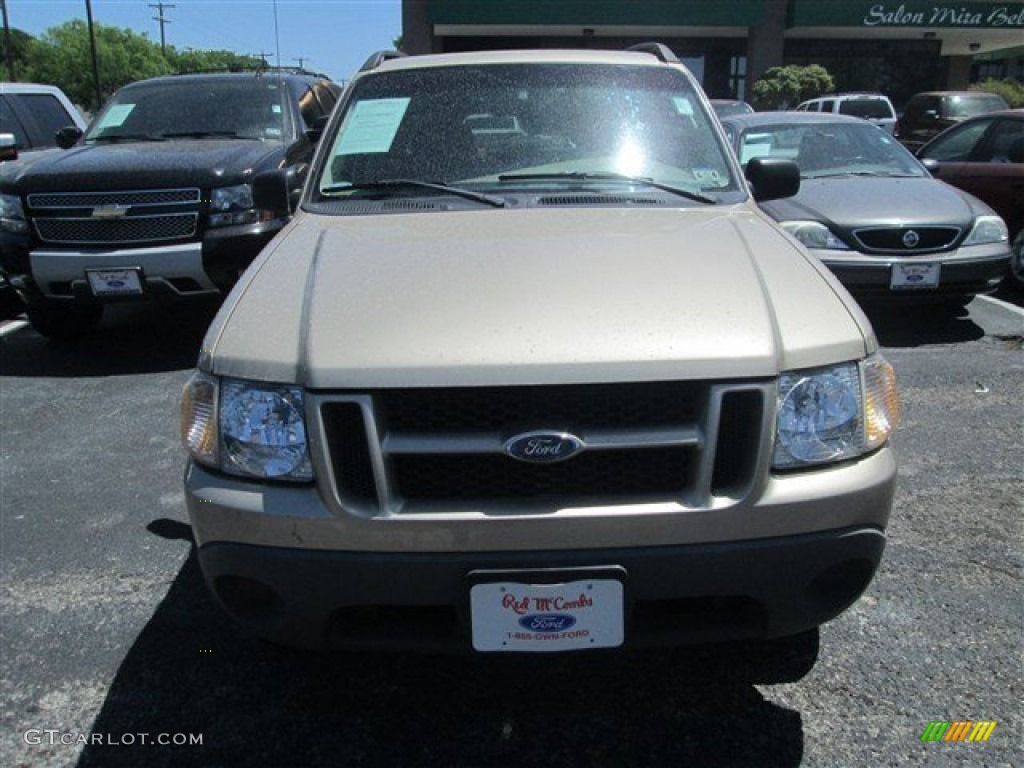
[86,268,143,296]
[470,577,624,652]
[891,263,939,290]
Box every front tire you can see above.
[26,302,103,341]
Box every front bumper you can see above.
[819,247,1010,299]
[186,445,896,651]
[196,528,886,651]
[1,218,284,303]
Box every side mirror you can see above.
[55,126,83,149]
[919,157,941,174]
[0,133,17,162]
[746,157,800,202]
[252,169,292,213]
[305,114,330,143]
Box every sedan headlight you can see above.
[962,215,1008,246]
[780,221,849,250]
[181,373,313,482]
[0,193,28,234]
[773,354,899,469]
[209,183,258,228]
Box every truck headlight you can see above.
[181,373,313,482]
[773,354,899,469]
[0,193,28,234]
[209,183,258,228]
[962,215,1008,247]
[780,221,849,250]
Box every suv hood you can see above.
[0,139,285,192]
[205,206,872,388]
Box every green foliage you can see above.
[751,64,835,110]
[971,77,1024,108]
[2,22,264,114]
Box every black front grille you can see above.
[376,382,701,433]
[28,189,200,209]
[322,403,378,504]
[34,214,197,245]
[391,447,693,503]
[852,226,960,253]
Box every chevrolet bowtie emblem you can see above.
[92,204,131,219]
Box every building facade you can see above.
[401,1,1024,109]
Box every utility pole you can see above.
[254,51,273,69]
[84,0,102,110]
[148,2,174,55]
[293,57,309,71]
[1,0,16,81]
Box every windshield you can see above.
[736,121,926,178]
[317,63,739,201]
[942,93,1008,118]
[85,78,292,142]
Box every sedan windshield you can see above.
[736,122,927,179]
[85,79,292,142]
[317,63,739,201]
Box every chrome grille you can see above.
[33,213,197,245]
[851,226,961,254]
[317,381,770,515]
[27,188,201,209]
[27,187,202,246]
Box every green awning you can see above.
[789,1,1024,29]
[430,0,766,27]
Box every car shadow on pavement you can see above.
[0,302,218,378]
[75,519,812,768]
[861,302,985,347]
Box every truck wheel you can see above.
[26,302,103,341]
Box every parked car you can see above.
[719,111,1011,306]
[710,99,754,118]
[895,90,1010,151]
[915,110,1024,289]
[0,82,87,161]
[795,93,897,134]
[0,69,341,340]
[181,45,901,654]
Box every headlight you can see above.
[209,183,258,228]
[773,354,899,469]
[181,373,313,482]
[0,193,28,234]
[780,221,850,250]
[962,215,1008,246]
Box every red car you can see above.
[917,110,1024,287]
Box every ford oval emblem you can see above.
[902,230,920,249]
[503,431,584,463]
[519,614,577,633]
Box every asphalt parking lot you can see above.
[1,294,1021,768]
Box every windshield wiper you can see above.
[321,179,505,208]
[805,171,920,179]
[159,130,250,139]
[87,133,166,143]
[497,171,717,204]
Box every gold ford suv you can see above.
[181,45,900,653]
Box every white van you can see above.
[795,93,897,134]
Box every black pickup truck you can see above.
[0,70,341,339]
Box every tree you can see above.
[751,64,835,110]
[0,27,45,82]
[30,20,171,111]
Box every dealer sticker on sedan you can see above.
[470,578,624,652]
[891,263,940,290]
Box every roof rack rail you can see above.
[359,50,408,73]
[626,43,679,64]
[171,65,332,79]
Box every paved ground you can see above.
[0,295,1021,767]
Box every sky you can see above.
[5,0,403,83]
